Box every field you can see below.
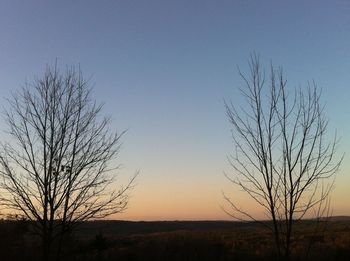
[1,219,350,260]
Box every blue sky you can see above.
[0,0,349,220]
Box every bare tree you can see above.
[0,65,137,261]
[224,55,342,260]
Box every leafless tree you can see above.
[224,55,342,260]
[0,65,137,261]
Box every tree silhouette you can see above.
[0,65,137,261]
[224,55,342,260]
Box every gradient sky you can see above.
[0,0,349,220]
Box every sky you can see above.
[0,0,349,220]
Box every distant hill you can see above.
[75,216,350,238]
[322,216,350,221]
[76,220,247,238]
[2,216,349,239]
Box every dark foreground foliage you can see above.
[1,219,350,261]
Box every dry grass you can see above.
[1,220,350,260]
